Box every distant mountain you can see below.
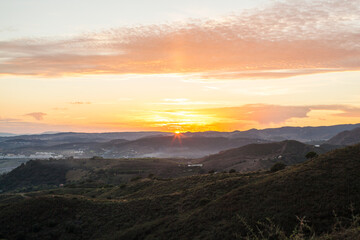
[41,131,62,134]
[0,132,17,137]
[226,123,360,142]
[200,140,336,172]
[1,124,359,159]
[0,135,268,158]
[0,131,171,143]
[327,127,360,146]
[2,123,358,144]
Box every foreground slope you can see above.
[0,144,360,239]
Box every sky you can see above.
[1,0,360,134]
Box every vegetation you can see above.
[270,162,286,172]
[305,151,319,159]
[0,158,199,192]
[201,140,333,172]
[0,144,359,239]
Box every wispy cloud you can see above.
[24,112,47,120]
[52,107,68,111]
[199,104,360,125]
[69,101,91,105]
[0,117,20,122]
[0,0,359,78]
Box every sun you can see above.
[174,131,181,134]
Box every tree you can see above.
[270,162,286,172]
[229,169,236,173]
[305,151,318,159]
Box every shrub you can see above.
[229,169,236,173]
[270,162,286,172]
[305,151,318,159]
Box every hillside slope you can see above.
[200,140,335,172]
[0,144,360,239]
[327,127,360,146]
[0,158,198,192]
[227,123,360,141]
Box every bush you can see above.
[270,162,286,172]
[229,169,236,173]
[305,151,318,159]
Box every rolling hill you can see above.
[99,136,269,158]
[327,127,360,146]
[0,135,268,159]
[1,123,359,159]
[199,140,336,172]
[226,123,360,142]
[0,157,197,192]
[0,144,360,239]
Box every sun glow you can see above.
[137,110,219,132]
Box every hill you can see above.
[0,131,170,143]
[0,136,268,159]
[0,157,198,192]
[0,144,360,239]
[199,140,335,172]
[1,123,359,159]
[227,123,360,142]
[100,136,268,158]
[327,127,360,146]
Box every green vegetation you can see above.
[0,158,198,192]
[270,162,286,172]
[0,144,359,239]
[305,151,319,159]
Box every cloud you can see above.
[69,101,91,105]
[311,105,360,118]
[199,104,360,125]
[199,104,311,124]
[24,112,47,120]
[0,0,359,78]
[0,117,20,122]
[52,107,68,111]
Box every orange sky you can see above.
[1,0,360,134]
